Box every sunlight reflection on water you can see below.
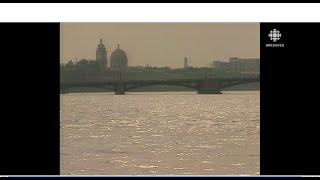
[60,91,260,175]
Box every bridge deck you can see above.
[61,77,259,86]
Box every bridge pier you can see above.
[197,79,222,94]
[115,81,125,95]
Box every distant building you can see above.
[212,61,222,68]
[229,57,260,74]
[229,57,259,64]
[110,44,128,69]
[96,39,107,72]
[210,57,259,77]
[212,61,229,69]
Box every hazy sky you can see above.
[61,23,259,68]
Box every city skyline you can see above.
[61,23,259,68]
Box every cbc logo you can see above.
[268,29,281,42]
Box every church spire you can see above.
[118,43,120,49]
[100,39,102,44]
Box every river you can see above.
[60,91,260,175]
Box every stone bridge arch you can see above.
[221,79,260,89]
[125,82,197,91]
[60,83,115,93]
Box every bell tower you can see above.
[96,38,107,72]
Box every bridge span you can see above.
[60,77,259,95]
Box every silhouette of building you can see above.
[229,57,260,74]
[96,39,107,72]
[110,44,128,69]
[211,57,259,76]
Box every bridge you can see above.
[60,76,259,95]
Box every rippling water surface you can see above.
[60,91,260,175]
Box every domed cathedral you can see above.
[96,39,107,72]
[110,44,128,70]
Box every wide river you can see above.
[60,91,260,175]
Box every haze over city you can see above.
[60,23,259,68]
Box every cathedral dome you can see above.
[110,44,128,69]
[97,43,105,49]
[97,39,106,50]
